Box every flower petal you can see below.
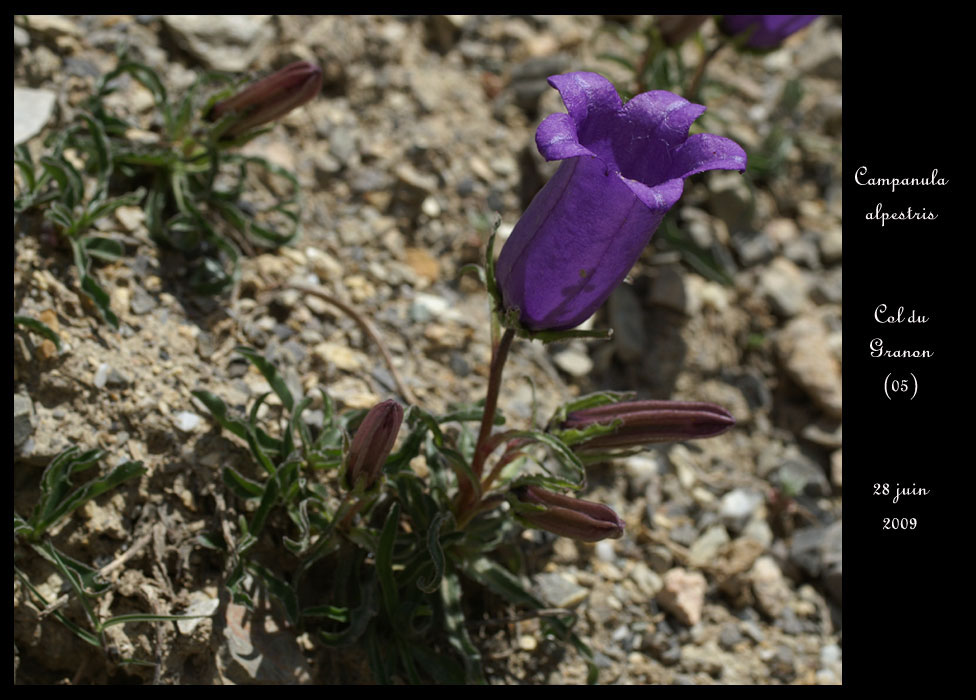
[535,112,597,162]
[667,133,747,180]
[618,176,684,214]
[497,158,665,330]
[547,72,622,129]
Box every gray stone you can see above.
[759,257,810,318]
[174,411,202,432]
[14,394,34,448]
[811,267,842,304]
[775,314,843,418]
[783,233,821,269]
[162,15,274,71]
[707,171,753,229]
[719,622,743,649]
[14,87,57,145]
[608,284,646,362]
[647,265,687,314]
[789,526,826,577]
[732,229,777,266]
[798,25,842,80]
[129,287,158,315]
[658,568,707,626]
[819,226,843,264]
[821,520,842,604]
[719,488,764,532]
[425,15,466,52]
[533,571,589,609]
[751,556,791,618]
[776,455,831,497]
[688,524,730,568]
[14,24,30,48]
[552,346,593,377]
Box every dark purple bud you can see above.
[720,15,819,50]
[344,399,404,490]
[562,400,734,451]
[655,15,709,46]
[495,72,746,331]
[513,485,625,542]
[211,61,323,137]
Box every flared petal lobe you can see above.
[495,72,746,332]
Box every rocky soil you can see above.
[14,15,842,684]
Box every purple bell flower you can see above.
[495,72,746,332]
[720,15,819,50]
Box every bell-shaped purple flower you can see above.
[211,61,323,138]
[495,72,746,332]
[560,399,735,452]
[513,485,625,542]
[344,399,404,490]
[720,15,819,50]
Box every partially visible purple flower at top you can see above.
[211,61,323,138]
[495,72,746,332]
[720,15,819,50]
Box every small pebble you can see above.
[174,411,202,433]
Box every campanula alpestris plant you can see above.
[180,71,747,684]
[720,15,819,50]
[494,71,747,332]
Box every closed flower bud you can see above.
[344,399,404,490]
[211,61,323,138]
[561,400,734,452]
[513,485,625,542]
[495,72,746,332]
[720,15,819,50]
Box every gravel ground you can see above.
[14,15,842,684]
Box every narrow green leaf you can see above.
[416,512,447,594]
[101,612,213,628]
[14,567,101,648]
[318,577,378,646]
[80,273,120,329]
[40,460,145,534]
[441,570,486,685]
[14,315,62,352]
[82,187,146,228]
[376,502,401,622]
[77,112,111,195]
[222,466,264,500]
[235,347,295,411]
[247,470,278,537]
[82,236,125,261]
[247,560,299,626]
[191,390,248,440]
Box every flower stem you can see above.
[455,326,516,521]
